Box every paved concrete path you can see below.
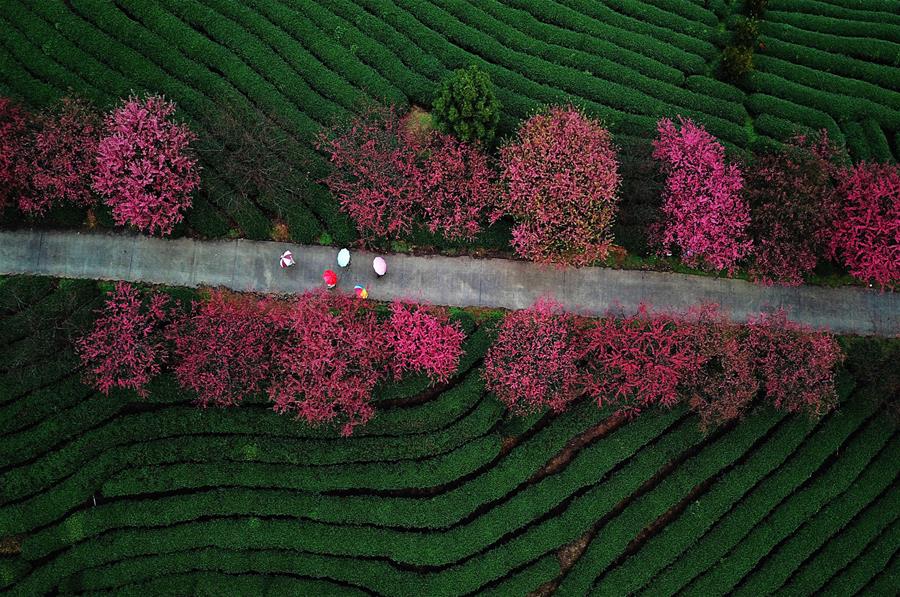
[1,230,897,336]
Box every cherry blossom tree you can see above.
[18,97,102,216]
[168,290,274,408]
[652,116,752,272]
[495,106,621,266]
[0,97,28,214]
[681,305,758,430]
[92,95,199,236]
[583,305,701,416]
[829,161,900,289]
[267,290,389,436]
[746,310,844,417]
[316,104,420,239]
[76,282,171,397]
[417,132,496,241]
[483,299,586,414]
[386,301,465,383]
[746,131,844,286]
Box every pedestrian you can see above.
[337,248,351,268]
[373,256,387,277]
[280,250,295,268]
[323,269,338,289]
[354,285,368,299]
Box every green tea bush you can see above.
[432,64,501,146]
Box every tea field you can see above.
[0,276,898,595]
[0,0,897,251]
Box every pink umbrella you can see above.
[373,257,387,277]
[323,270,338,288]
[280,250,295,268]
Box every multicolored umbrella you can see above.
[354,285,368,299]
[279,250,294,268]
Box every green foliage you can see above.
[733,17,759,48]
[720,45,755,81]
[744,0,768,18]
[432,64,501,146]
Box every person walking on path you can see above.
[373,256,387,277]
[280,250,295,268]
[354,285,368,299]
[323,269,338,289]
[337,248,351,268]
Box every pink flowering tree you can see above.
[417,132,496,241]
[0,97,28,214]
[745,310,844,417]
[583,305,701,416]
[76,282,171,397]
[652,116,752,272]
[386,301,465,383]
[681,305,758,429]
[483,299,586,414]
[92,95,199,236]
[829,162,900,289]
[19,97,102,216]
[495,105,621,266]
[267,290,389,436]
[168,291,274,408]
[316,104,421,239]
[747,131,844,286]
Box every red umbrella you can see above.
[323,269,338,288]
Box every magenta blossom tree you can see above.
[583,305,701,417]
[829,162,900,289]
[267,290,389,436]
[0,97,28,214]
[19,97,102,216]
[653,116,752,272]
[745,310,844,417]
[76,282,171,397]
[495,105,621,266]
[417,132,496,241]
[386,301,465,383]
[92,95,199,236]
[746,131,844,286]
[316,104,421,239]
[168,291,274,408]
[483,299,586,414]
[681,305,758,430]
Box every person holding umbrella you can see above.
[323,269,338,289]
[373,256,387,277]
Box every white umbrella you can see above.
[337,248,350,268]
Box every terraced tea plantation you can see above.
[1,0,897,248]
[1,276,898,595]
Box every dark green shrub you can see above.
[744,0,768,18]
[432,64,501,146]
[733,17,760,48]
[720,46,755,81]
